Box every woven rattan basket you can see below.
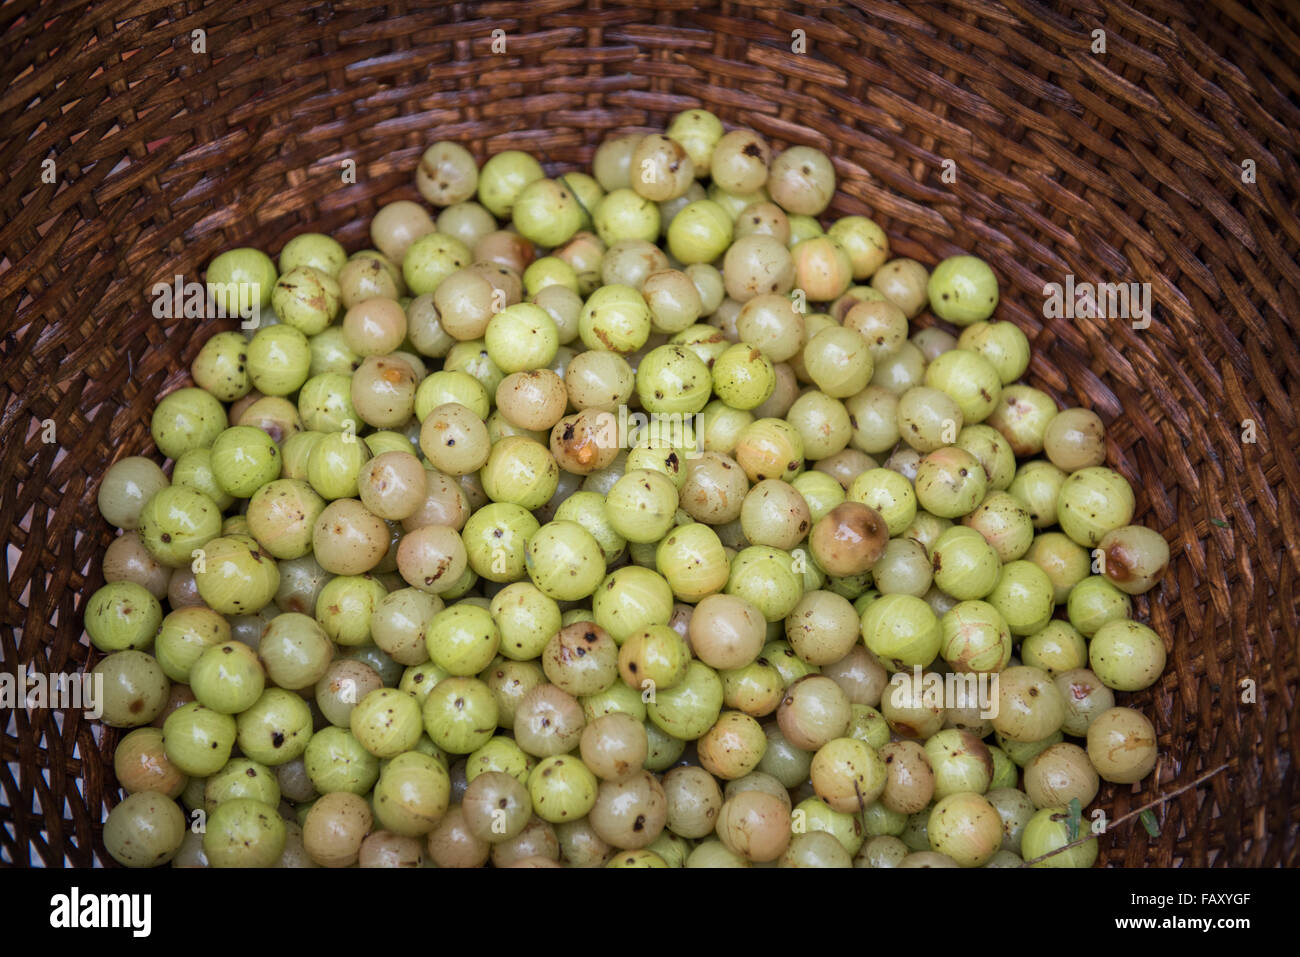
[2,1,1297,867]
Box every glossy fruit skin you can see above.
[1089,619,1167,691]
[194,535,280,616]
[204,797,287,868]
[861,594,941,672]
[103,790,188,868]
[138,486,223,568]
[1020,806,1098,868]
[210,425,283,498]
[189,641,265,714]
[927,255,999,325]
[163,702,238,777]
[1056,466,1136,547]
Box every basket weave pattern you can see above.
[1,0,1297,866]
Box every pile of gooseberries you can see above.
[89,111,1170,869]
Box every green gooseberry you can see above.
[618,624,691,693]
[206,246,277,318]
[525,520,607,602]
[350,687,424,758]
[927,255,999,326]
[163,702,238,777]
[826,216,888,279]
[103,790,187,867]
[846,704,891,750]
[1089,619,1167,691]
[345,643,405,687]
[464,502,540,582]
[643,717,688,770]
[189,641,265,714]
[1066,575,1132,637]
[605,469,679,544]
[402,232,472,296]
[191,330,252,403]
[591,566,675,645]
[315,574,388,646]
[236,688,314,765]
[581,680,648,723]
[847,468,917,536]
[485,303,559,374]
[281,431,324,481]
[422,676,498,754]
[724,546,803,622]
[1056,466,1136,547]
[210,426,282,498]
[373,751,451,835]
[1009,460,1068,529]
[172,447,235,512]
[931,526,1000,600]
[593,188,660,245]
[861,594,941,671]
[194,535,280,616]
[666,199,733,264]
[860,801,907,837]
[280,232,348,277]
[399,660,450,705]
[247,324,312,396]
[924,348,1002,424]
[793,795,865,856]
[923,729,993,799]
[578,284,653,355]
[467,736,533,784]
[939,600,1012,674]
[712,342,777,411]
[298,373,358,433]
[477,150,544,219]
[996,730,1063,768]
[205,758,280,811]
[761,639,820,686]
[309,325,362,377]
[425,603,500,676]
[304,725,381,794]
[524,256,580,296]
[656,522,729,603]
[1024,531,1091,604]
[306,431,370,500]
[957,320,1030,385]
[954,424,1016,491]
[512,178,584,247]
[154,606,230,682]
[671,324,730,370]
[151,388,228,461]
[1020,806,1098,868]
[246,479,326,560]
[1021,621,1089,676]
[985,560,1054,637]
[914,447,988,519]
[94,650,171,727]
[481,436,559,510]
[203,797,285,867]
[926,792,1002,867]
[490,582,562,660]
[272,267,342,337]
[636,344,712,415]
[647,660,724,740]
[414,370,490,422]
[84,581,162,652]
[443,341,506,400]
[258,612,334,689]
[528,755,599,823]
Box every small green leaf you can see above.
[1210,518,1229,528]
[1067,798,1082,841]
[1139,809,1160,837]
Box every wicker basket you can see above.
[2,0,1297,867]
